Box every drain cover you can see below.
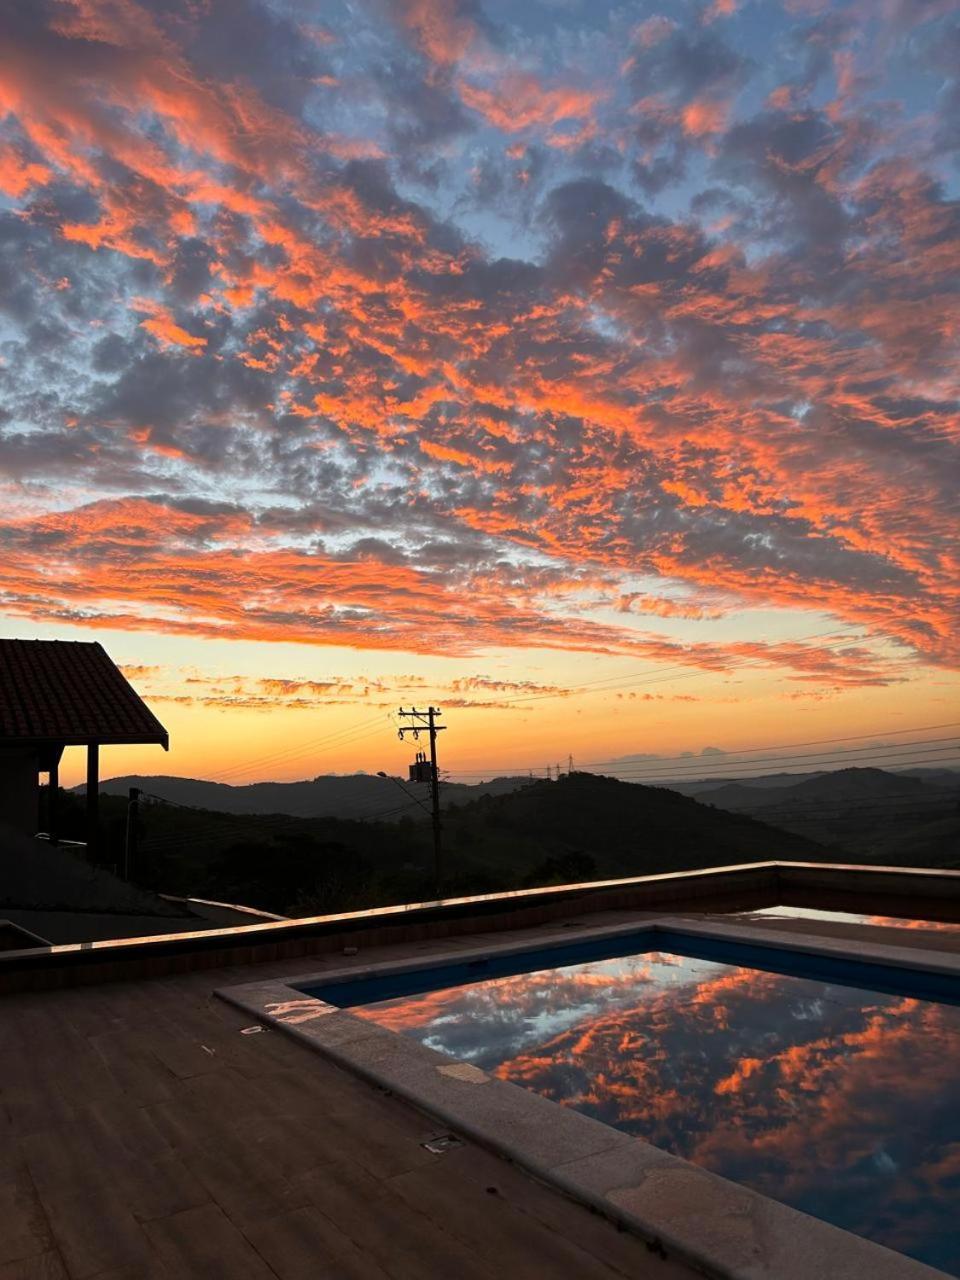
[421,1134,462,1154]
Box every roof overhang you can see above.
[0,734,169,750]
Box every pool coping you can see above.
[216,917,958,1280]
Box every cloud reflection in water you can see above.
[354,949,960,1274]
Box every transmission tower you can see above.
[396,706,447,895]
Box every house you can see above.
[0,639,168,851]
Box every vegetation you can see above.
[49,769,957,918]
[694,767,960,867]
[48,772,825,916]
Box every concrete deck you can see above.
[0,907,709,1280]
[2,897,958,1280]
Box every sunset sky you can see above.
[1,0,958,785]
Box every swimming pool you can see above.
[728,905,960,931]
[306,932,960,1275]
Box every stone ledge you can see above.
[217,918,956,1280]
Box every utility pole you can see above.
[396,707,446,896]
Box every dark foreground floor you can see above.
[4,904,955,1280]
[0,930,695,1280]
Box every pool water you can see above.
[316,937,960,1274]
[731,905,960,930]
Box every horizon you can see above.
[79,753,960,791]
[2,0,958,788]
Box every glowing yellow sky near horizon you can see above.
[12,617,955,788]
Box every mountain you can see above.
[666,771,830,797]
[869,814,960,867]
[661,766,960,797]
[438,771,827,882]
[71,769,955,919]
[690,767,959,863]
[85,772,535,820]
[896,767,960,786]
[71,770,831,917]
[696,767,939,813]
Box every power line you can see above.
[205,714,389,782]
[206,717,387,782]
[160,630,906,786]
[579,722,960,768]
[596,740,960,780]
[440,721,960,779]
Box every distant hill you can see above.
[84,773,534,820]
[869,814,960,867]
[664,766,960,797]
[438,771,827,882]
[897,767,960,787]
[667,771,830,797]
[64,768,957,918]
[689,767,959,865]
[696,767,938,812]
[65,770,831,917]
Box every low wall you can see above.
[2,860,959,995]
[778,862,960,917]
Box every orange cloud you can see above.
[0,144,50,197]
[457,74,602,133]
[133,299,207,352]
[681,98,731,137]
[394,0,478,66]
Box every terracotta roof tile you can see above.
[0,640,168,746]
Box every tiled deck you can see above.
[2,901,958,1280]
[0,908,704,1280]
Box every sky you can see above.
[0,0,958,786]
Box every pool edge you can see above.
[216,919,955,1280]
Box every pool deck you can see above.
[2,900,959,1280]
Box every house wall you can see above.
[0,748,40,837]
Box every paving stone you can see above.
[38,1186,159,1280]
[0,1253,68,1280]
[554,1140,945,1280]
[143,1204,277,1280]
[240,1205,393,1280]
[0,1169,54,1266]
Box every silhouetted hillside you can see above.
[703,767,940,812]
[64,769,957,917]
[668,771,830,797]
[691,767,959,863]
[439,772,826,882]
[63,770,831,916]
[870,814,960,867]
[86,772,534,819]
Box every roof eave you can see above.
[0,734,170,749]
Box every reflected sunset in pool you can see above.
[355,948,960,1273]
